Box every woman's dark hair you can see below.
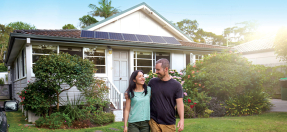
[127,70,148,99]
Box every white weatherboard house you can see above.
[4,2,227,122]
[234,34,286,67]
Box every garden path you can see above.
[270,99,287,112]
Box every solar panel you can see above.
[81,30,94,38]
[123,33,138,41]
[109,32,124,40]
[136,34,153,43]
[149,36,166,43]
[162,36,181,44]
[95,31,109,39]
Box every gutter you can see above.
[5,33,228,63]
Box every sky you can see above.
[1,0,287,35]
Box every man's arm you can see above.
[176,98,184,132]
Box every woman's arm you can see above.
[124,96,131,132]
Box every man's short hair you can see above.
[156,58,170,69]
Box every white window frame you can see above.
[195,54,204,62]
[133,50,171,74]
[83,47,106,74]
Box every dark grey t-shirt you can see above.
[148,78,183,125]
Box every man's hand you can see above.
[123,126,128,132]
[177,119,184,131]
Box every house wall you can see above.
[242,51,286,67]
[96,10,177,38]
[171,52,186,72]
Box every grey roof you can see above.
[233,34,275,53]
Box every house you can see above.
[233,34,286,67]
[4,2,228,122]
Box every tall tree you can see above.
[79,15,98,28]
[0,24,13,63]
[62,24,77,29]
[176,19,199,38]
[89,0,120,19]
[7,21,36,30]
[273,27,287,62]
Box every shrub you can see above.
[183,105,195,118]
[91,112,115,125]
[207,97,226,117]
[60,94,85,121]
[35,112,72,129]
[18,81,56,117]
[33,52,95,111]
[225,92,272,116]
[0,77,4,85]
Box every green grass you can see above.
[6,110,287,132]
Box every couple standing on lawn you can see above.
[124,58,184,132]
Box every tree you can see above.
[0,24,13,64]
[79,15,98,28]
[33,53,95,111]
[273,27,287,62]
[89,0,120,19]
[176,19,199,38]
[62,24,77,29]
[7,21,36,30]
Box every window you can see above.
[32,45,57,64]
[60,46,83,57]
[84,48,105,73]
[22,49,25,77]
[195,55,203,62]
[134,51,170,74]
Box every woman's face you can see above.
[133,72,145,85]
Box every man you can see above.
[148,58,184,132]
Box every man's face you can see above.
[155,63,166,79]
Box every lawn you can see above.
[6,110,287,132]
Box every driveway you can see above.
[270,99,287,112]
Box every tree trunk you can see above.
[56,91,60,111]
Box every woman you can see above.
[124,70,151,132]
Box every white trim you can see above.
[86,5,192,42]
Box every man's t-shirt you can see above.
[148,77,183,125]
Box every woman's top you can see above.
[128,86,151,123]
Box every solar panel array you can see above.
[81,30,181,45]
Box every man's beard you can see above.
[157,72,165,79]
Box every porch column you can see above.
[25,38,32,83]
[107,48,113,81]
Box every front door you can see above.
[113,50,129,93]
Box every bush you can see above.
[183,105,195,118]
[207,97,226,117]
[225,92,272,116]
[0,77,4,85]
[35,112,72,129]
[0,63,7,72]
[60,94,85,121]
[91,112,115,125]
[18,81,56,117]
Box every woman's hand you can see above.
[124,126,128,132]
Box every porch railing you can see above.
[106,79,123,110]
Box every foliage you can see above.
[79,15,98,28]
[0,77,4,84]
[18,81,56,117]
[92,112,115,125]
[274,26,287,62]
[0,63,7,71]
[225,92,272,116]
[89,0,120,19]
[175,19,226,45]
[7,21,36,30]
[202,109,214,118]
[33,52,95,111]
[207,97,226,117]
[60,94,85,121]
[81,78,109,100]
[5,74,8,82]
[224,20,259,45]
[0,24,13,63]
[62,24,77,29]
[183,105,195,118]
[35,112,72,129]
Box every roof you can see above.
[233,34,275,53]
[13,29,227,49]
[83,2,193,42]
